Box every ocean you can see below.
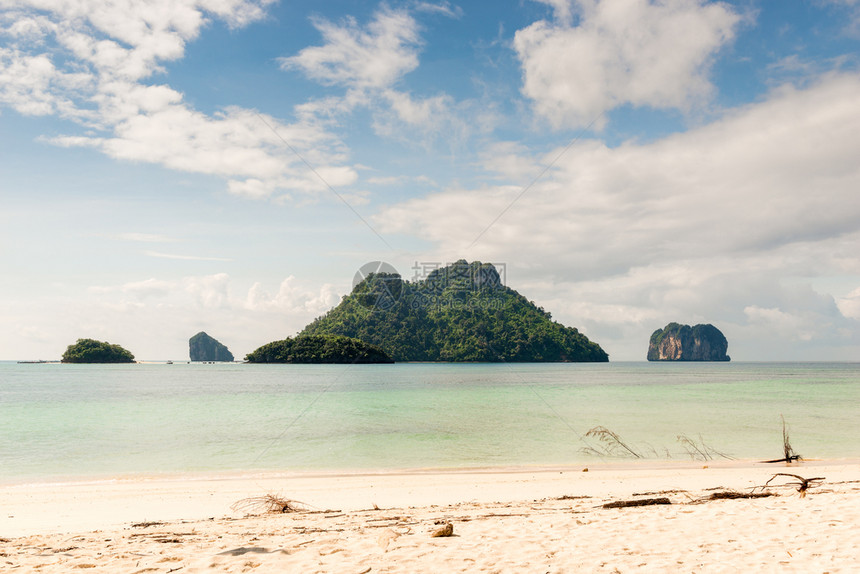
[1,361,858,484]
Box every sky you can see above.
[1,0,860,362]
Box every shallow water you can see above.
[1,361,858,483]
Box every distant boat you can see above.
[166,361,173,364]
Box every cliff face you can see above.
[189,332,234,362]
[647,323,730,361]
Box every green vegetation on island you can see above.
[61,338,136,363]
[245,334,394,364]
[300,260,608,362]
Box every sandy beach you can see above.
[1,460,858,572]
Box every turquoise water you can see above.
[1,362,858,483]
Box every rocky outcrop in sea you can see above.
[647,323,730,361]
[189,332,234,362]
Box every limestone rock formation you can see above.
[189,332,234,362]
[647,323,730,361]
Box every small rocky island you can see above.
[189,332,234,362]
[61,338,136,363]
[245,334,394,364]
[647,323,730,361]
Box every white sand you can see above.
[1,460,858,572]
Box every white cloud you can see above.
[532,0,575,25]
[0,0,354,201]
[245,276,340,315]
[184,273,231,308]
[837,287,860,319]
[282,6,489,150]
[514,0,741,128]
[413,2,463,19]
[378,74,860,270]
[744,305,812,341]
[280,7,421,90]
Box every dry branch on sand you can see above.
[762,415,802,463]
[761,473,825,498]
[231,494,314,515]
[430,522,454,537]
[706,490,774,500]
[602,497,671,509]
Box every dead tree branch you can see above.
[762,473,825,498]
[762,415,801,463]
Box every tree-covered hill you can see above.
[301,260,608,362]
[61,338,136,363]
[245,334,393,364]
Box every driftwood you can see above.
[602,497,671,509]
[707,490,774,500]
[762,473,825,498]
[762,415,802,463]
[430,522,454,537]
[231,494,313,514]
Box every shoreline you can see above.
[4,455,859,485]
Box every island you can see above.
[300,260,608,362]
[245,334,394,364]
[647,323,730,361]
[61,338,136,363]
[189,332,234,362]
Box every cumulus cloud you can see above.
[184,273,232,308]
[280,7,422,90]
[88,272,340,316]
[374,73,860,359]
[0,0,352,200]
[282,5,485,149]
[837,287,860,319]
[17,271,343,359]
[245,276,340,315]
[514,0,741,128]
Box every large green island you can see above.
[298,260,608,362]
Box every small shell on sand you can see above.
[431,522,454,537]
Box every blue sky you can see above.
[2,0,860,361]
